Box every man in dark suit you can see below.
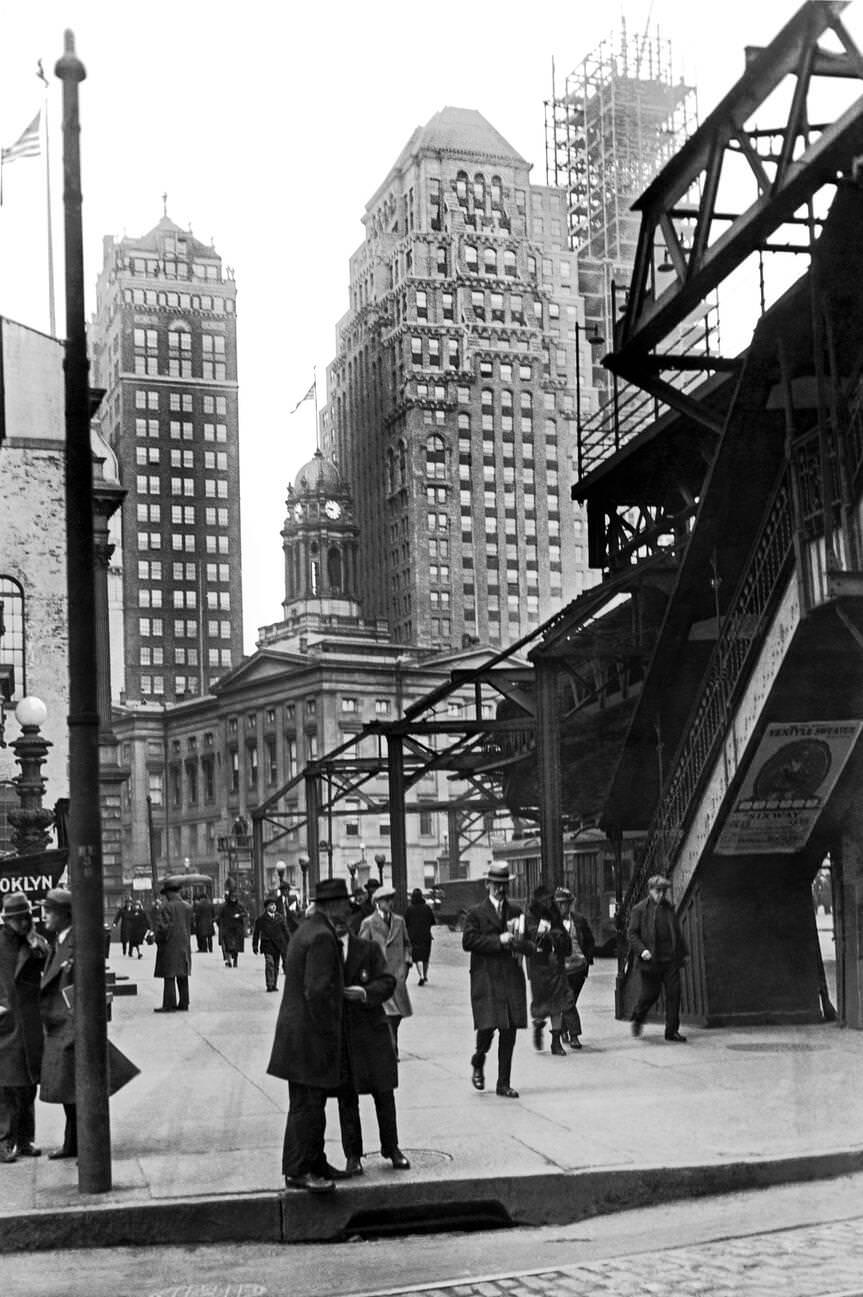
[267,877,350,1194]
[152,880,193,1013]
[332,920,409,1174]
[461,863,534,1098]
[628,874,689,1042]
[39,889,78,1159]
[0,892,49,1161]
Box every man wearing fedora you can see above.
[628,874,689,1042]
[152,880,193,1013]
[39,888,78,1159]
[462,863,534,1098]
[267,877,352,1194]
[0,892,50,1162]
[358,884,412,1060]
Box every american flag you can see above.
[289,380,316,415]
[1,111,41,164]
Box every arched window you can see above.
[491,175,503,209]
[455,171,468,206]
[309,541,320,596]
[327,547,343,593]
[425,434,448,480]
[0,577,25,700]
[473,173,485,209]
[483,247,497,276]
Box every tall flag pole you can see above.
[37,60,57,337]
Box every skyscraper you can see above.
[91,212,243,702]
[320,107,589,650]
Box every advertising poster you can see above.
[715,720,863,856]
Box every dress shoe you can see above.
[323,1161,352,1181]
[418,977,427,986]
[345,1155,364,1176]
[569,1037,583,1050]
[285,1172,335,1193]
[665,1032,688,1043]
[153,1007,176,1014]
[16,1144,41,1157]
[386,1147,411,1170]
[0,1143,17,1164]
[495,1083,519,1098]
[48,1147,76,1160]
[631,1018,643,1037]
[470,1055,485,1091]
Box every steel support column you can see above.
[535,660,562,886]
[387,734,408,906]
[304,772,321,889]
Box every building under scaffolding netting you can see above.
[546,21,719,483]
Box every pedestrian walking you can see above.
[0,892,50,1162]
[217,886,248,968]
[524,884,572,1056]
[404,888,435,985]
[358,885,412,1060]
[192,894,215,954]
[347,878,380,934]
[554,887,595,1049]
[39,888,78,1159]
[462,863,535,1098]
[152,880,193,1013]
[266,877,352,1194]
[628,874,689,1042]
[252,896,290,991]
[112,897,136,956]
[332,916,410,1174]
[127,900,149,959]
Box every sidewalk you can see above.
[0,927,860,1253]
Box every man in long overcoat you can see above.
[334,922,409,1174]
[153,880,193,1012]
[461,863,534,1098]
[0,892,49,1161]
[39,888,78,1159]
[628,873,689,1042]
[358,885,412,1059]
[192,894,215,954]
[267,877,350,1194]
[216,886,248,967]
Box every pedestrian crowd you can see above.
[0,860,686,1182]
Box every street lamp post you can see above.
[298,856,310,908]
[374,853,386,885]
[8,696,54,855]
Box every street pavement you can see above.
[0,922,859,1254]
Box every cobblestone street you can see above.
[354,1215,863,1297]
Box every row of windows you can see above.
[135,507,231,529]
[135,390,228,415]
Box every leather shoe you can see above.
[48,1148,76,1160]
[153,1007,176,1013]
[387,1147,410,1170]
[665,1032,688,1043]
[631,1018,643,1037]
[0,1144,17,1164]
[284,1172,335,1193]
[495,1083,519,1098]
[345,1155,364,1176]
[470,1057,485,1091]
[16,1144,41,1157]
[569,1037,582,1050]
[323,1161,352,1181]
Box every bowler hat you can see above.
[374,884,396,900]
[313,877,349,903]
[364,878,381,893]
[648,874,671,891]
[485,863,511,884]
[43,887,72,912]
[554,887,573,902]
[2,891,31,918]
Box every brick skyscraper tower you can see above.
[321,107,589,649]
[91,212,243,702]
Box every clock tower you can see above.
[282,450,359,616]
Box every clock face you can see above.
[293,502,304,521]
[324,499,342,520]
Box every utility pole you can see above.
[56,30,111,1193]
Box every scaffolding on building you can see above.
[545,19,720,480]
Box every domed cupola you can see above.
[282,450,359,613]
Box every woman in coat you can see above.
[404,889,435,985]
[524,884,572,1056]
[358,885,412,1059]
[127,901,149,959]
[216,887,248,968]
[39,889,78,1158]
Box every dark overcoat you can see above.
[113,904,137,943]
[153,896,193,978]
[40,928,76,1104]
[462,896,528,1031]
[192,896,215,940]
[252,911,289,958]
[128,905,150,945]
[341,934,397,1094]
[628,896,688,965]
[358,910,412,1018]
[217,898,248,954]
[0,925,46,1087]
[404,900,435,961]
[525,901,571,1020]
[267,910,343,1089]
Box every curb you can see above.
[2,1147,863,1253]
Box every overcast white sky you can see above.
[1,1,859,654]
